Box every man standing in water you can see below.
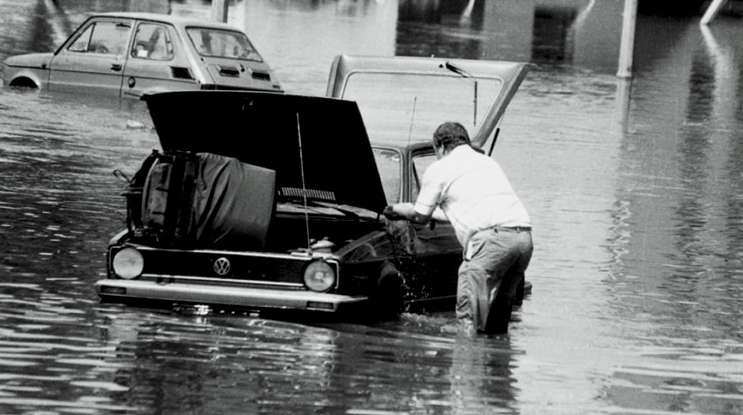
[383,122,533,334]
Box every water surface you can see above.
[1,0,742,413]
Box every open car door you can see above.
[326,55,528,155]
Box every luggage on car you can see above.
[123,150,276,249]
[140,151,199,247]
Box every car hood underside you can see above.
[143,91,388,215]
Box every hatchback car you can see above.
[95,55,529,316]
[2,12,282,98]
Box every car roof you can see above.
[93,12,240,30]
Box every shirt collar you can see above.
[446,144,475,157]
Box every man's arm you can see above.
[383,203,431,224]
[384,159,443,224]
[431,207,448,222]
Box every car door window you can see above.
[68,24,93,52]
[373,148,402,204]
[411,153,437,200]
[68,21,130,55]
[132,23,174,60]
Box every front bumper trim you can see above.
[95,279,367,312]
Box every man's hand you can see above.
[383,205,405,220]
[383,203,432,224]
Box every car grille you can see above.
[133,247,322,288]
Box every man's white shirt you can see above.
[414,145,531,247]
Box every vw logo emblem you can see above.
[213,257,231,276]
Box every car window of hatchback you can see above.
[132,23,174,60]
[186,27,263,61]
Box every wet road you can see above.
[1,0,742,413]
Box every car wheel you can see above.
[8,77,38,89]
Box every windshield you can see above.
[186,27,263,61]
[342,73,503,144]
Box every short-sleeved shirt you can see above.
[414,145,531,247]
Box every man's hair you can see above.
[433,122,470,151]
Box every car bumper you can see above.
[95,279,367,312]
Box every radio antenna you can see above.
[406,96,418,146]
[296,112,312,252]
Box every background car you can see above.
[2,12,282,98]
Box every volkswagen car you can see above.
[95,55,529,316]
[2,12,282,98]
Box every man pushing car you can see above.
[383,121,533,334]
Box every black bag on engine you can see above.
[188,152,276,250]
[125,150,276,249]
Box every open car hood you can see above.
[326,55,528,152]
[143,90,387,214]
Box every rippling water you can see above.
[1,0,742,413]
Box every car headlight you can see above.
[303,260,336,292]
[112,247,144,279]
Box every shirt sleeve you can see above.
[414,165,443,216]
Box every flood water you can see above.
[1,0,742,413]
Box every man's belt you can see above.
[468,225,531,244]
[488,225,531,233]
[493,226,531,232]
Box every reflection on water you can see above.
[396,0,623,73]
[603,12,743,414]
[1,0,742,413]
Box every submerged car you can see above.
[95,55,529,315]
[2,12,282,98]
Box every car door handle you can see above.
[110,63,123,72]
